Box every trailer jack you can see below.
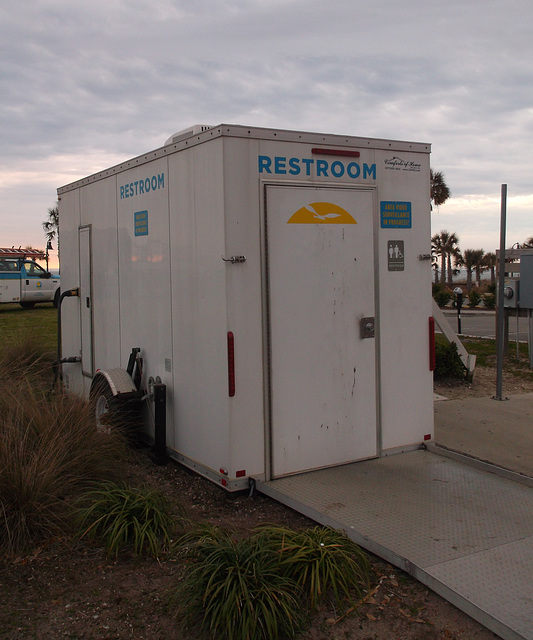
[149,379,168,465]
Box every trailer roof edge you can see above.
[57,124,431,194]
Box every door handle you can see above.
[360,317,375,339]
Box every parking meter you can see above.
[453,287,463,333]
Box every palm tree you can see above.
[431,232,447,285]
[482,252,497,285]
[43,203,59,247]
[431,230,460,286]
[446,236,461,287]
[430,169,451,211]
[462,249,485,288]
[460,249,476,291]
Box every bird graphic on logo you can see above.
[287,202,357,224]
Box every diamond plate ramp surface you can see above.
[256,450,533,640]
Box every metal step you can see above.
[255,450,533,640]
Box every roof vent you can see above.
[164,124,212,146]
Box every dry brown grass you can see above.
[0,368,129,555]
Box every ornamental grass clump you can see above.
[172,524,370,639]
[0,333,53,383]
[172,526,304,640]
[0,379,128,555]
[253,524,370,609]
[76,481,185,558]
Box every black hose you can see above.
[50,288,79,393]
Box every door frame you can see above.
[261,181,382,480]
[78,225,94,378]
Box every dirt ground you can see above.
[434,360,533,400]
[2,364,530,640]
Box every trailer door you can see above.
[79,226,94,377]
[266,185,377,478]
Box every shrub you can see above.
[0,380,128,555]
[434,341,466,380]
[76,481,184,558]
[433,285,452,308]
[173,526,303,640]
[253,524,370,609]
[172,523,370,639]
[467,289,481,308]
[482,293,496,309]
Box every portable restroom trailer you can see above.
[58,124,434,491]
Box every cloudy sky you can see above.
[2,0,532,265]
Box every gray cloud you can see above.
[1,0,532,252]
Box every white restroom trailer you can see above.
[58,124,434,491]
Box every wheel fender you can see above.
[91,368,139,399]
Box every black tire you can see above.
[53,289,60,308]
[90,378,142,436]
[20,301,35,309]
[91,380,119,432]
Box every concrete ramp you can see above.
[255,450,533,640]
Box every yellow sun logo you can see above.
[287,202,357,224]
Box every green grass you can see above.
[0,303,57,355]
[436,334,533,381]
[462,337,533,381]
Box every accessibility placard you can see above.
[388,240,405,271]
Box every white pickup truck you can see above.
[0,249,60,308]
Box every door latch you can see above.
[360,317,375,339]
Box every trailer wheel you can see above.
[53,289,60,308]
[91,380,120,432]
[90,378,142,435]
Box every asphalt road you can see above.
[441,309,533,342]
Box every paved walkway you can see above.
[434,392,533,479]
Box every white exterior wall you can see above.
[58,189,83,394]
[58,124,433,489]
[81,178,122,375]
[167,141,231,467]
[375,149,434,451]
[221,137,266,478]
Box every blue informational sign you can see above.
[380,201,412,228]
[134,210,149,236]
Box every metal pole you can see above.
[527,309,533,369]
[516,312,520,360]
[495,184,507,400]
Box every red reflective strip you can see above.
[236,469,246,478]
[227,332,235,397]
[311,148,360,158]
[429,317,436,371]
